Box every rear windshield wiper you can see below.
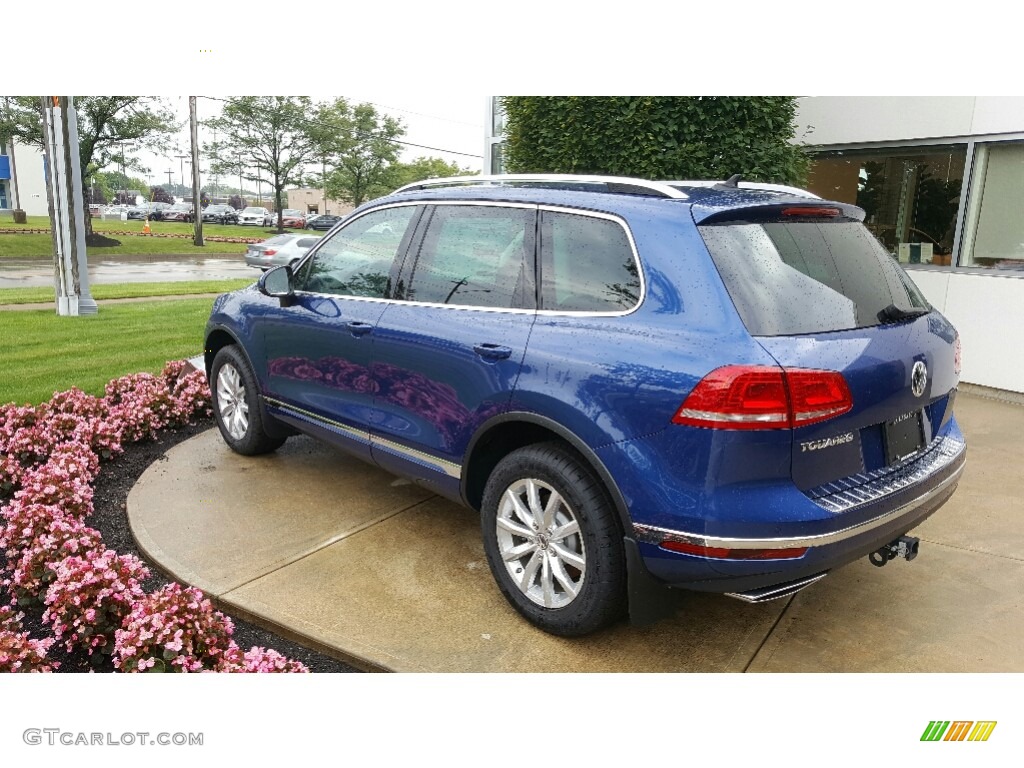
[878,304,931,324]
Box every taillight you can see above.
[954,331,962,376]
[672,365,853,430]
[263,249,277,256]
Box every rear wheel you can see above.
[211,345,286,456]
[481,442,626,636]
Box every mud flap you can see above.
[625,537,678,627]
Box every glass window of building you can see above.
[959,142,1024,271]
[806,145,967,268]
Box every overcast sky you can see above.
[133,94,487,192]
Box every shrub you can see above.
[113,583,235,673]
[6,515,104,607]
[44,549,149,658]
[220,644,310,673]
[0,605,57,672]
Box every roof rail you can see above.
[663,180,820,199]
[393,174,690,199]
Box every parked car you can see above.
[238,206,272,226]
[162,203,194,223]
[304,213,320,226]
[204,174,966,637]
[243,233,322,270]
[304,214,342,231]
[202,204,240,225]
[279,209,306,228]
[127,202,172,221]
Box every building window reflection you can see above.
[807,145,966,268]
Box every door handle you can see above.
[347,321,373,336]
[473,343,513,361]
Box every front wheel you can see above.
[480,442,626,636]
[210,345,286,456]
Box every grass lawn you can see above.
[0,278,253,305]
[0,215,292,258]
[1,299,217,406]
[2,214,279,238]
[0,232,250,258]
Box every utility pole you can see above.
[175,153,188,197]
[165,168,174,190]
[189,97,203,246]
[42,96,97,316]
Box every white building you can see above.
[484,96,1024,396]
[795,97,1024,396]
[0,139,48,216]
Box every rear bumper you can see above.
[632,433,965,593]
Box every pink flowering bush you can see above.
[220,644,310,673]
[13,459,94,520]
[0,605,56,672]
[6,515,104,606]
[113,583,236,673]
[43,549,149,657]
[0,360,310,673]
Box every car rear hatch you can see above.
[694,200,961,498]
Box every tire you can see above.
[210,345,286,456]
[480,442,626,636]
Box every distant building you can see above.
[287,187,355,217]
[1,139,48,216]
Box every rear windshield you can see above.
[699,221,930,336]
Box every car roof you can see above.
[382,174,863,224]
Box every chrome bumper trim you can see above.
[633,452,965,551]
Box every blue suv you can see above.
[204,174,966,636]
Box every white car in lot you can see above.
[244,233,322,270]
[238,206,272,226]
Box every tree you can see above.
[87,185,107,205]
[501,97,809,186]
[151,186,174,204]
[386,156,475,190]
[0,97,178,240]
[228,194,245,210]
[312,99,404,207]
[205,97,316,233]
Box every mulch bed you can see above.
[3,417,359,673]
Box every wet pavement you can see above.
[0,255,253,288]
[127,392,1024,673]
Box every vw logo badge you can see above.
[911,360,928,398]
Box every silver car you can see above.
[244,233,322,270]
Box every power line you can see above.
[356,99,484,129]
[195,96,482,159]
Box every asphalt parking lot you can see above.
[128,390,1024,672]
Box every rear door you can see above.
[699,213,959,492]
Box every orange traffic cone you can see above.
[143,219,151,234]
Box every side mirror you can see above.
[258,265,295,306]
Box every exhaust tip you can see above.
[725,572,827,603]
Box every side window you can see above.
[295,206,417,298]
[405,205,536,309]
[540,211,641,312]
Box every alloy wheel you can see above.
[496,478,586,609]
[216,362,249,440]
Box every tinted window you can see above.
[296,205,417,299]
[404,205,535,309]
[539,211,640,312]
[699,221,931,336]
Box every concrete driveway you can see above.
[127,391,1024,672]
